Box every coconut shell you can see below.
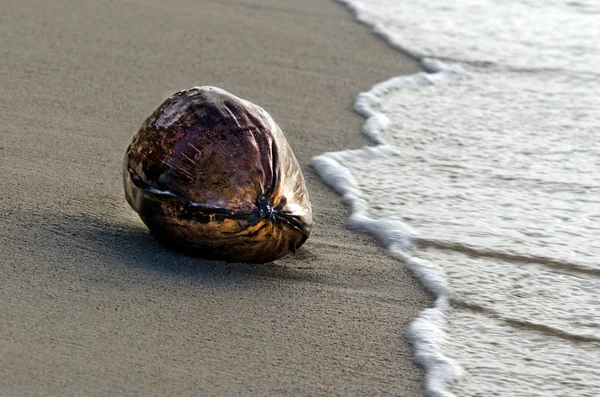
[123,86,312,263]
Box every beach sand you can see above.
[0,0,429,395]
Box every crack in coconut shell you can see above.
[123,86,312,263]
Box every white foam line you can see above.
[312,1,466,396]
[312,135,462,397]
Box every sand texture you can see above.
[0,0,429,395]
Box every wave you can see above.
[312,2,463,392]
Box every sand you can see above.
[0,0,430,395]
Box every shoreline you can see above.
[0,0,430,395]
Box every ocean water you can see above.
[313,0,600,396]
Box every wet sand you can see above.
[0,0,429,395]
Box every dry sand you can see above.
[0,0,430,395]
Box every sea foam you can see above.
[312,9,464,393]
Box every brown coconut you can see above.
[123,86,312,263]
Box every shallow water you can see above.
[316,0,600,395]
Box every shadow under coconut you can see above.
[64,213,323,285]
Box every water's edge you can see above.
[312,1,465,395]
